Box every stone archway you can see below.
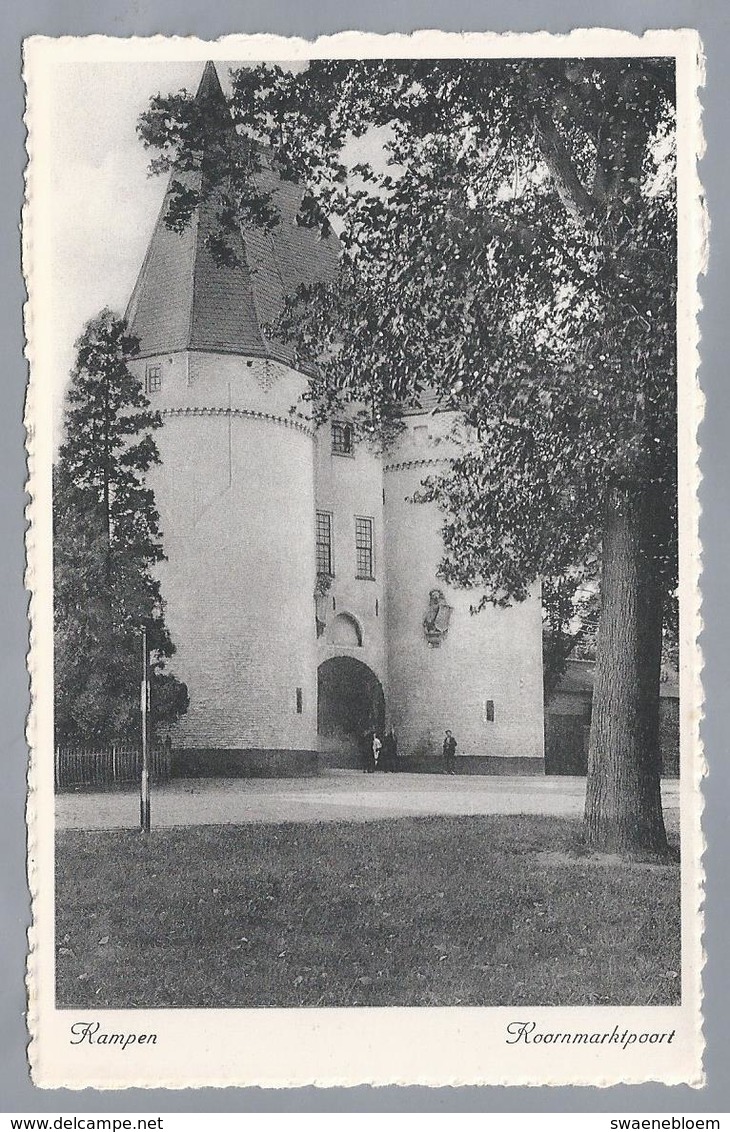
[317,656,385,765]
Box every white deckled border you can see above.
[24,27,707,1090]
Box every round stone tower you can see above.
[125,63,339,773]
[383,406,545,772]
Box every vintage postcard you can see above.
[24,29,705,1088]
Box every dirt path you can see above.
[55,769,680,831]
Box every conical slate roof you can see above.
[126,63,340,362]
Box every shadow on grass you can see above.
[56,813,680,1010]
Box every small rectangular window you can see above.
[355,517,374,579]
[316,511,333,576]
[145,363,162,394]
[485,699,495,723]
[296,687,303,714]
[331,421,354,456]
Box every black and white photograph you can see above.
[24,30,704,1088]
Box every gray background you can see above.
[3,0,727,1113]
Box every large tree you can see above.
[54,309,188,744]
[139,58,677,854]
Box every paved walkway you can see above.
[55,770,680,831]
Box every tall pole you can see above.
[227,381,232,488]
[140,625,150,833]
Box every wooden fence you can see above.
[54,744,172,790]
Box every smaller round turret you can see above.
[384,409,545,771]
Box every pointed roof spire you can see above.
[126,62,340,362]
[195,60,227,105]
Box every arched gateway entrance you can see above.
[317,657,385,763]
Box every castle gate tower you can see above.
[125,63,340,773]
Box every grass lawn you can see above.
[56,814,680,1009]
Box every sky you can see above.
[36,60,240,442]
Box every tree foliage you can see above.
[140,58,677,602]
[139,59,678,852]
[54,309,188,744]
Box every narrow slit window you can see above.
[296,687,303,714]
[316,511,333,576]
[355,517,374,579]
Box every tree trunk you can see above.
[584,486,669,856]
[102,398,112,589]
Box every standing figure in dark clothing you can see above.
[443,729,457,775]
[382,727,397,771]
[361,728,373,773]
